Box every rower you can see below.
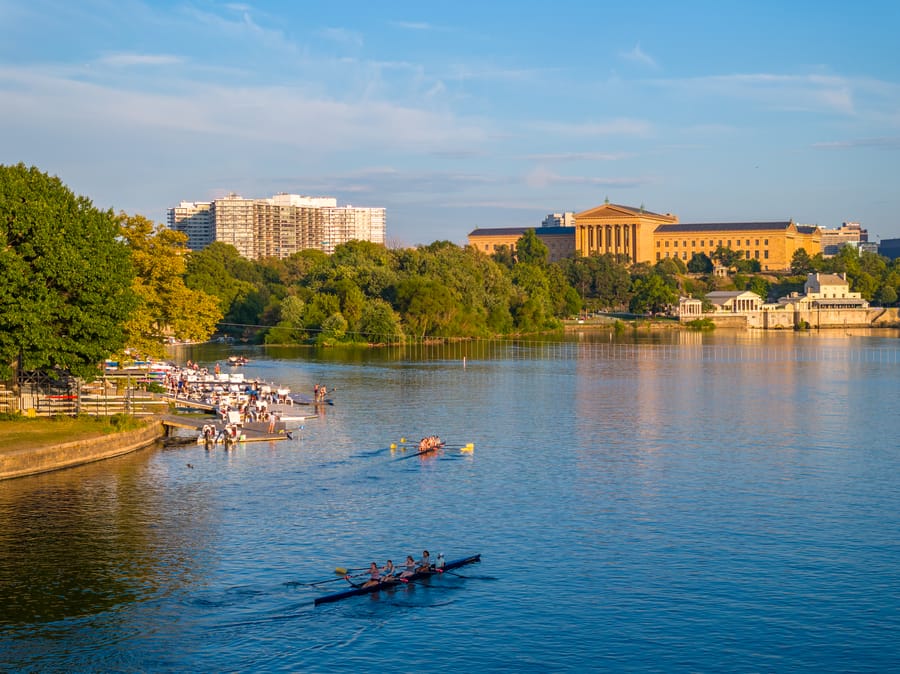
[416,550,432,572]
[381,559,395,581]
[400,555,416,578]
[435,553,445,571]
[361,562,381,588]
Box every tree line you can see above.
[5,164,899,381]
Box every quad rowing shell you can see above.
[313,554,481,606]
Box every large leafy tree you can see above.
[118,213,222,357]
[0,164,136,380]
[629,273,678,314]
[515,229,549,265]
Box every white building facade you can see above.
[167,193,386,259]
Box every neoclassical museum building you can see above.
[468,201,822,272]
[573,202,821,271]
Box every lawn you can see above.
[0,416,145,454]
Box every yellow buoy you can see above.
[461,443,474,453]
[400,437,406,443]
[390,443,397,449]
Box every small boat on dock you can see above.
[314,554,481,605]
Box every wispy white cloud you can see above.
[390,20,432,30]
[525,152,633,162]
[0,65,489,153]
[651,73,860,116]
[96,53,183,67]
[620,43,657,69]
[530,119,653,138]
[182,5,299,55]
[813,137,900,149]
[319,27,364,48]
[525,166,651,189]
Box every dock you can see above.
[158,414,295,444]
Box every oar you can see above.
[334,565,367,575]
[306,575,356,587]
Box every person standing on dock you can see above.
[214,362,221,375]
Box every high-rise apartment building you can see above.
[167,193,386,259]
[167,201,214,250]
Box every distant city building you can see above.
[542,212,576,228]
[167,201,214,250]
[818,221,868,256]
[167,193,386,259]
[879,237,900,260]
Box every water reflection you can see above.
[0,444,214,625]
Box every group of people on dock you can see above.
[418,436,443,452]
[359,550,445,588]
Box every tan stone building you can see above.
[467,225,575,262]
[573,202,678,262]
[653,221,821,271]
[573,202,821,271]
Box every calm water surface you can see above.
[1,331,899,672]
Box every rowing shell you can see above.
[313,554,481,605]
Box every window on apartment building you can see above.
[656,252,661,261]
[764,239,768,245]
[727,240,732,247]
[656,241,660,248]
[764,250,769,259]
[682,251,687,260]
[756,239,759,246]
[674,241,678,247]
[692,240,696,247]
[683,241,687,248]
[745,251,750,259]
[718,240,723,247]
[665,241,669,247]
[755,250,760,259]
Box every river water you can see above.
[1,331,899,672]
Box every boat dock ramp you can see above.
[159,413,297,444]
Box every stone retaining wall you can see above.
[0,420,166,481]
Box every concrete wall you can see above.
[0,420,165,481]
[704,307,900,330]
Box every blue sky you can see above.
[2,0,899,246]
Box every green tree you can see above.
[184,242,258,318]
[119,213,222,356]
[515,229,549,266]
[876,285,898,306]
[629,273,678,314]
[395,276,459,338]
[688,252,713,273]
[0,164,136,380]
[712,246,742,268]
[317,312,348,345]
[791,248,814,275]
[734,258,761,272]
[747,277,770,301]
[358,298,404,343]
[490,244,516,269]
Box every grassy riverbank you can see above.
[0,415,146,454]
